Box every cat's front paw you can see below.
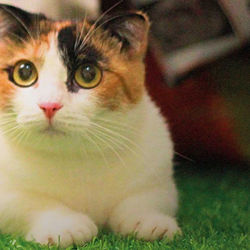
[26,209,98,247]
[110,212,181,241]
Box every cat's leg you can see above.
[0,188,97,247]
[108,187,181,240]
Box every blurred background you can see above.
[102,0,250,165]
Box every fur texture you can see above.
[0,4,180,247]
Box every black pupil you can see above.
[18,63,33,81]
[81,65,96,83]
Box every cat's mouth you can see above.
[41,126,66,136]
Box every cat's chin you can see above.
[16,128,87,155]
[40,126,66,136]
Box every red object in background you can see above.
[145,50,243,163]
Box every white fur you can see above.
[0,30,180,249]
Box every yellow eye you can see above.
[75,64,102,89]
[12,60,38,87]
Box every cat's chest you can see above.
[11,154,140,189]
[3,147,145,210]
[18,157,145,224]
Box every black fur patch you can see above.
[0,4,46,42]
[57,25,105,93]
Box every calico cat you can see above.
[0,4,180,247]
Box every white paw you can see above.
[110,212,181,240]
[26,209,98,247]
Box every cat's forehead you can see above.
[36,19,110,60]
[2,17,114,65]
[56,22,108,65]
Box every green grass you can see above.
[0,163,249,250]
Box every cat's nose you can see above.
[38,103,63,121]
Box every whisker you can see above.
[175,151,195,162]
[0,122,17,129]
[14,129,25,145]
[90,126,123,150]
[21,128,32,144]
[90,126,143,160]
[74,10,88,50]
[94,117,141,134]
[3,126,23,143]
[14,129,27,146]
[88,128,126,168]
[58,113,139,134]
[54,113,144,157]
[84,130,109,168]
[79,14,124,53]
[77,0,123,51]
[90,121,144,155]
[0,125,20,137]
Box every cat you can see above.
[0,3,180,247]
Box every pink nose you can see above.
[39,103,63,120]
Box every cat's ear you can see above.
[0,4,45,39]
[103,12,150,58]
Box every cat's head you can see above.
[0,4,149,153]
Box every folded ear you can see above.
[103,12,150,58]
[0,4,45,40]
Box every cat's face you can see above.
[0,5,149,152]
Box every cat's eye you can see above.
[74,64,102,89]
[12,60,38,87]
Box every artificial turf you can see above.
[0,163,249,250]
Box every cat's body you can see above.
[0,95,177,236]
[0,3,180,247]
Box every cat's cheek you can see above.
[93,75,144,111]
[69,91,99,120]
[0,77,16,110]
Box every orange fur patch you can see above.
[80,14,149,110]
[95,58,145,110]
